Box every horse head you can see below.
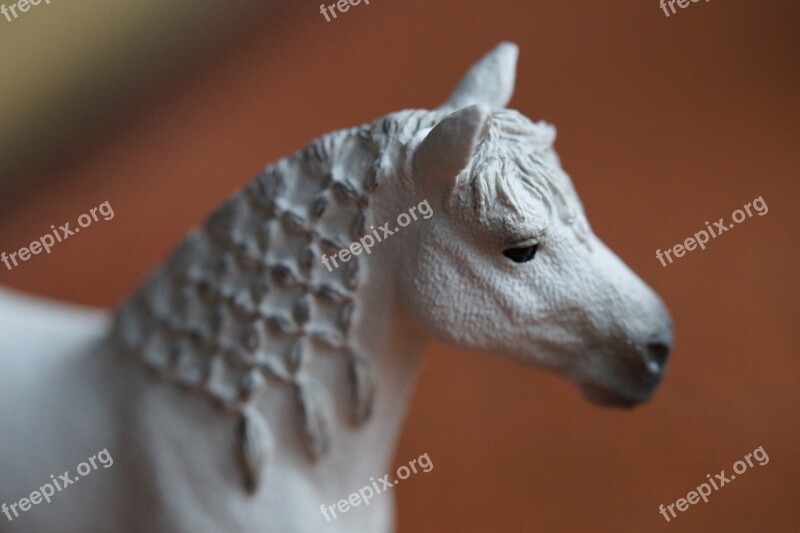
[383,43,673,407]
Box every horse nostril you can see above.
[645,342,671,372]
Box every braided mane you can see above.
[113,123,390,491]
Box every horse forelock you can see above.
[464,110,584,233]
[370,108,584,237]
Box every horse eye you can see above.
[503,244,538,263]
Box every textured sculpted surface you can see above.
[114,128,380,490]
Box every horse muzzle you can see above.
[578,337,672,409]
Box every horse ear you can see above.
[412,104,492,184]
[440,42,518,111]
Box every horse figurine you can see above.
[0,42,672,532]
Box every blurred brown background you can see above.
[0,0,798,531]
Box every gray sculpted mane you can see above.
[113,124,384,491]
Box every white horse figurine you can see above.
[0,42,672,532]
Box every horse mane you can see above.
[113,123,387,492]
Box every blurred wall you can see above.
[0,0,285,184]
[0,0,798,531]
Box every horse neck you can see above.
[110,122,430,488]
